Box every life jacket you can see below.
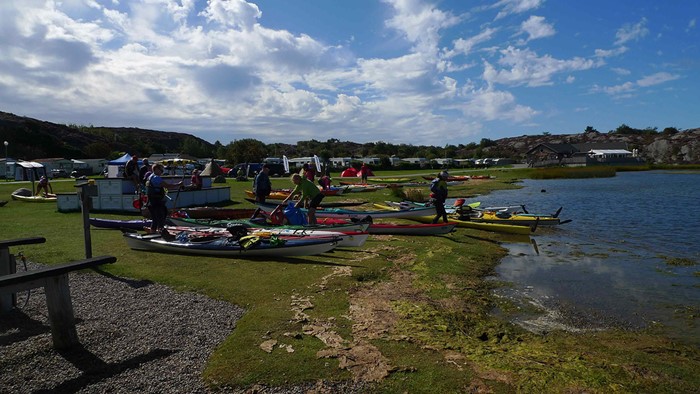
[146,174,165,201]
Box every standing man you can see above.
[253,164,272,202]
[281,174,324,225]
[124,155,140,189]
[360,163,370,183]
[430,171,449,224]
[139,158,150,184]
[145,163,182,235]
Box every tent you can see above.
[201,160,224,177]
[340,167,358,177]
[106,153,142,178]
[13,161,46,181]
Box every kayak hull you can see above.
[123,233,338,257]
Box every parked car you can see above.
[228,163,286,178]
[70,168,94,178]
[51,169,69,178]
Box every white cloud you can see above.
[687,18,696,32]
[520,15,555,41]
[636,71,680,87]
[611,67,631,76]
[594,46,628,58]
[614,18,649,46]
[494,0,545,20]
[592,72,681,96]
[483,46,599,87]
[199,0,261,31]
[460,86,538,122]
[382,0,461,54]
[446,27,498,58]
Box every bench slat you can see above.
[0,256,116,291]
[0,237,47,249]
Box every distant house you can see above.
[402,157,428,167]
[526,142,642,167]
[34,158,74,174]
[330,157,353,168]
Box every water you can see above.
[467,171,700,343]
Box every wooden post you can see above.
[43,274,79,349]
[0,248,16,312]
[75,181,97,259]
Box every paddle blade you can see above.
[553,207,563,218]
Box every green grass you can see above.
[2,170,699,392]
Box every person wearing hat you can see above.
[430,171,449,223]
[253,164,272,203]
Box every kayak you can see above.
[167,216,371,233]
[164,225,369,248]
[373,204,533,235]
[169,207,258,220]
[91,217,152,230]
[253,201,437,219]
[366,222,456,235]
[123,232,339,257]
[316,217,457,236]
[465,210,564,226]
[408,215,533,235]
[243,197,368,208]
[11,194,57,203]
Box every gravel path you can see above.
[1,261,244,393]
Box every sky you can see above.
[1,0,698,146]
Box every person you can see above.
[318,173,332,190]
[139,158,150,184]
[360,163,370,183]
[281,173,324,225]
[36,175,53,196]
[145,163,183,235]
[124,155,140,189]
[253,164,272,203]
[236,167,246,181]
[303,162,316,182]
[430,171,449,224]
[187,169,203,190]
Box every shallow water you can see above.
[461,171,700,343]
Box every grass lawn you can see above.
[1,167,698,392]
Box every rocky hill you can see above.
[488,128,700,164]
[0,111,698,164]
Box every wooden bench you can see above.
[0,237,116,349]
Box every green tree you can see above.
[225,139,267,164]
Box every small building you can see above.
[401,157,428,167]
[433,158,454,166]
[330,157,353,168]
[34,158,74,174]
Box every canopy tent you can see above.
[13,161,46,181]
[106,153,142,178]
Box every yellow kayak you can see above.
[373,204,533,235]
[468,211,562,226]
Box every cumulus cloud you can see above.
[520,15,555,41]
[483,46,599,87]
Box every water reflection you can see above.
[478,171,700,344]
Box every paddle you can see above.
[552,206,563,218]
[529,217,539,233]
[520,205,529,214]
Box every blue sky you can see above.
[0,0,698,146]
